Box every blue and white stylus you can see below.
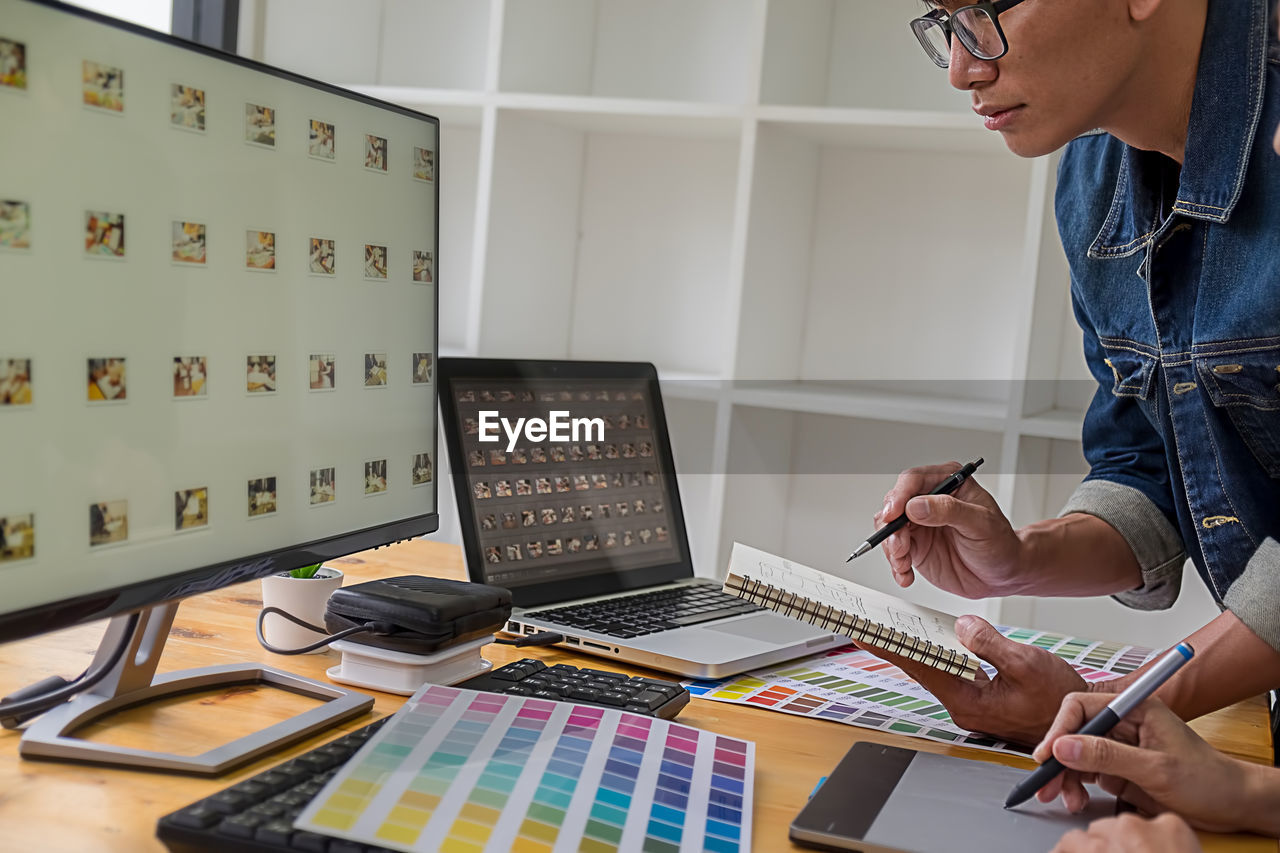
[1004,641,1195,809]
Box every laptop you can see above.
[438,357,844,678]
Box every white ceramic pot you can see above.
[259,566,343,654]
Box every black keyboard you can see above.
[524,584,763,638]
[456,658,689,719]
[157,661,689,851]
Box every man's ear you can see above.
[1127,0,1164,23]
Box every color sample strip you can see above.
[1076,665,1122,683]
[375,693,505,847]
[568,713,650,852]
[745,686,796,706]
[311,686,462,831]
[703,735,746,853]
[1031,632,1065,651]
[779,693,826,713]
[642,725,695,853]
[441,699,555,850]
[703,733,746,853]
[684,679,726,696]
[510,705,603,851]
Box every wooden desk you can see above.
[0,539,1274,852]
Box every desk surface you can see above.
[0,539,1274,853]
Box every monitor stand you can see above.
[17,601,374,775]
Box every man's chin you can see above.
[998,128,1069,159]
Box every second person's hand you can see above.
[1032,694,1274,834]
[877,462,1027,598]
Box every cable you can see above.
[0,611,142,728]
[493,631,564,648]
[255,607,397,655]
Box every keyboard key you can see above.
[581,669,628,682]
[206,790,252,815]
[269,791,311,809]
[253,771,295,793]
[669,608,747,627]
[231,779,273,799]
[635,683,680,699]
[168,805,222,829]
[255,819,296,845]
[247,802,287,819]
[632,690,670,711]
[216,813,263,839]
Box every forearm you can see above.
[1239,762,1280,837]
[1013,513,1143,597]
[1097,610,1280,721]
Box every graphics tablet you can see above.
[790,742,1117,853]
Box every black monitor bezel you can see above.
[437,358,697,608]
[0,0,440,645]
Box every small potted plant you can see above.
[259,563,343,653]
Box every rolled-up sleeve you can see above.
[1223,538,1280,653]
[1060,480,1187,610]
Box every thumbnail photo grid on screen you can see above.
[453,384,676,584]
[0,29,437,566]
[1,346,435,563]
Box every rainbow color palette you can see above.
[686,626,1157,757]
[295,685,753,853]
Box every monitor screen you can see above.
[0,0,439,643]
[438,359,695,608]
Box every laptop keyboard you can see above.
[524,585,764,638]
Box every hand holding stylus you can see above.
[1029,681,1280,836]
[1006,643,1194,809]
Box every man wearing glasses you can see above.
[869,0,1280,844]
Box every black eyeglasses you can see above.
[910,0,1029,68]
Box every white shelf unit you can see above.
[242,0,1220,649]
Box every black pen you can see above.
[1003,642,1194,809]
[846,458,984,561]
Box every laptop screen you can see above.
[438,359,695,607]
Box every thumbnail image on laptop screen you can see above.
[448,377,684,591]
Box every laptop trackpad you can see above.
[705,612,830,642]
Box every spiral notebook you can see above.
[722,543,981,681]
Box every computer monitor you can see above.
[0,0,438,773]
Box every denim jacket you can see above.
[1055,0,1280,652]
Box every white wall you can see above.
[64,0,170,32]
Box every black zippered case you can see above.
[324,575,512,654]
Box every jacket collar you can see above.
[1089,0,1268,258]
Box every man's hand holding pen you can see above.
[849,457,1089,746]
[869,459,1029,599]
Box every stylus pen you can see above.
[846,458,984,561]
[1003,641,1195,809]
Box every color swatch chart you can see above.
[294,684,754,853]
[685,627,1157,757]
